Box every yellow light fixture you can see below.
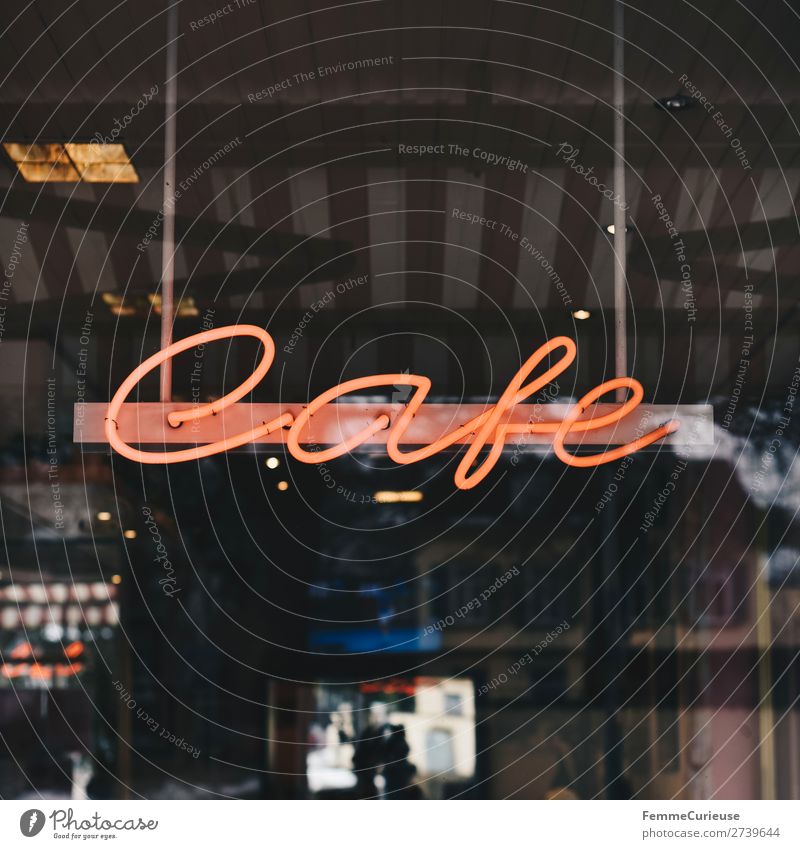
[4,143,63,162]
[374,490,424,504]
[97,511,112,521]
[123,529,137,539]
[276,480,289,491]
[265,457,280,469]
[148,293,200,318]
[19,162,81,182]
[111,574,122,585]
[65,143,137,183]
[102,292,137,317]
[3,142,80,181]
[111,305,137,317]
[572,309,591,321]
[4,142,138,183]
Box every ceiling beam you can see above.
[0,187,352,263]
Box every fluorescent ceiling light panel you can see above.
[17,162,81,182]
[4,143,80,181]
[78,162,139,183]
[64,143,128,164]
[4,142,138,183]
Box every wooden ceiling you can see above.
[0,0,798,399]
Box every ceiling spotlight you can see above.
[277,481,289,492]
[97,511,112,521]
[572,309,591,321]
[655,92,695,112]
[123,529,137,539]
[606,224,633,235]
[111,574,122,585]
[265,457,280,470]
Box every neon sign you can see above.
[101,324,680,490]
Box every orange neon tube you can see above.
[552,377,680,468]
[105,324,679,488]
[105,325,292,465]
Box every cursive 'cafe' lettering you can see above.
[104,324,679,490]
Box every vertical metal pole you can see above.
[159,2,178,402]
[613,0,627,400]
[600,0,629,799]
[116,626,133,799]
[755,516,776,798]
[601,476,625,797]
